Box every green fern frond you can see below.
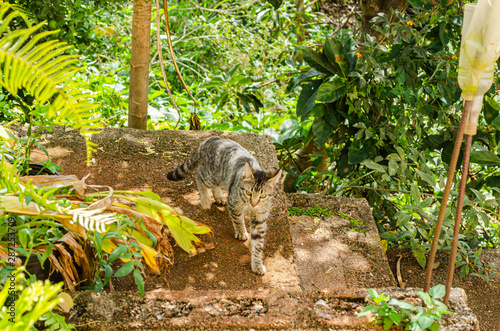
[0,3,101,162]
[0,2,35,27]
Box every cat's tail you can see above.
[166,150,199,181]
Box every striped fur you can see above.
[166,136,281,275]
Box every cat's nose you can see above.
[251,199,259,207]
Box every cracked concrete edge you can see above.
[67,287,479,330]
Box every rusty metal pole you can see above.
[444,134,472,305]
[423,100,472,293]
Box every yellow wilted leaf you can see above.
[0,195,41,215]
[93,24,116,36]
[136,241,160,274]
[0,124,15,148]
[57,292,74,312]
[381,240,388,252]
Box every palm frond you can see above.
[70,208,116,233]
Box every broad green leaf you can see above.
[103,264,113,285]
[114,261,134,277]
[336,153,354,178]
[417,314,435,330]
[388,159,398,176]
[410,184,421,203]
[383,317,394,330]
[367,288,378,298]
[324,37,349,76]
[296,79,322,118]
[315,79,346,103]
[429,284,446,299]
[311,103,325,117]
[416,169,436,186]
[200,77,225,88]
[287,68,323,92]
[39,244,53,266]
[302,48,336,75]
[133,268,144,296]
[18,228,28,248]
[107,245,127,264]
[361,159,386,173]
[312,117,332,146]
[491,115,500,127]
[388,310,402,324]
[485,175,500,188]
[470,150,500,165]
[484,97,499,125]
[348,140,371,164]
[324,105,341,127]
[412,245,427,269]
[389,298,415,310]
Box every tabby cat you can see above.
[166,136,281,275]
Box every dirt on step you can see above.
[29,127,300,292]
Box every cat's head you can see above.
[241,162,282,208]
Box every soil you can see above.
[386,247,500,331]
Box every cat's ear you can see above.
[242,162,255,179]
[266,168,282,186]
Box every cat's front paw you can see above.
[200,200,212,210]
[251,263,266,275]
[235,231,248,241]
[214,196,227,205]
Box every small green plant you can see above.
[0,267,75,331]
[339,212,366,233]
[287,204,333,218]
[358,284,452,331]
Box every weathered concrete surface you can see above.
[287,193,396,291]
[28,127,300,291]
[66,287,478,330]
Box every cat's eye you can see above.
[260,194,267,198]
[246,190,252,196]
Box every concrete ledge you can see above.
[67,287,479,330]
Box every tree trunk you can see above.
[128,0,152,130]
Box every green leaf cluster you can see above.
[358,285,452,331]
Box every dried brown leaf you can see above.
[87,186,113,211]
[19,175,79,188]
[57,233,93,286]
[48,254,76,292]
[0,246,21,267]
[72,174,90,200]
[54,244,79,285]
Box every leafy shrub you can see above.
[358,285,452,331]
[290,2,499,277]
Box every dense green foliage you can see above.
[1,0,498,284]
[293,2,499,278]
